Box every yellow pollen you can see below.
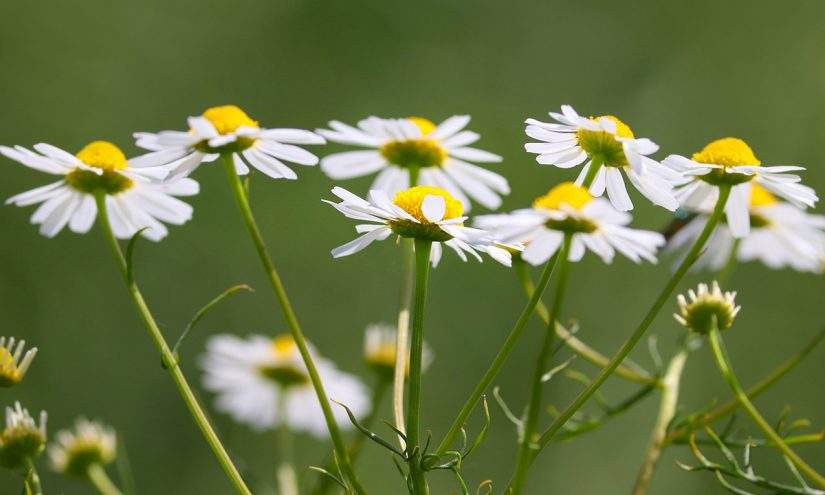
[0,348,20,384]
[407,117,437,136]
[392,186,463,223]
[367,344,397,369]
[75,141,128,171]
[272,335,297,357]
[202,105,259,135]
[533,182,593,211]
[692,137,761,168]
[750,183,777,207]
[592,115,635,139]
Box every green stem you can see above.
[581,155,605,189]
[93,192,251,495]
[716,238,740,286]
[666,325,825,445]
[530,184,732,457]
[220,157,364,495]
[434,252,562,458]
[24,458,43,495]
[510,235,572,495]
[394,238,416,446]
[708,328,825,488]
[407,238,432,495]
[631,347,689,495]
[276,393,298,495]
[88,463,123,495]
[514,259,658,386]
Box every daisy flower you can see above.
[0,337,37,388]
[663,137,818,238]
[325,185,513,267]
[132,105,325,180]
[48,418,116,476]
[674,281,740,335]
[317,116,508,211]
[200,334,370,437]
[667,184,825,273]
[2,141,197,241]
[363,323,433,379]
[474,182,666,266]
[525,105,682,212]
[0,402,47,469]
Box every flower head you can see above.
[663,137,818,238]
[48,418,116,477]
[475,182,665,266]
[0,402,47,469]
[317,116,508,211]
[674,281,740,334]
[132,104,325,180]
[525,105,682,211]
[363,323,433,378]
[325,186,512,267]
[0,337,37,388]
[200,334,370,437]
[2,141,198,241]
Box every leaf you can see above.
[125,227,150,285]
[308,466,348,491]
[333,400,406,457]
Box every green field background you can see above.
[1,1,824,493]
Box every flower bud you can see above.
[674,281,740,334]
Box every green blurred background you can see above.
[1,0,824,493]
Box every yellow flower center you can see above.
[750,183,777,207]
[390,187,463,241]
[0,348,21,387]
[407,117,437,135]
[76,141,128,171]
[692,137,761,168]
[258,335,308,388]
[66,142,133,195]
[366,343,397,370]
[202,105,259,135]
[379,118,446,170]
[576,115,635,167]
[272,335,297,357]
[533,182,593,211]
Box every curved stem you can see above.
[708,328,825,488]
[631,347,689,495]
[24,458,43,495]
[581,155,605,189]
[434,252,562,457]
[407,238,432,495]
[220,157,364,494]
[514,259,658,386]
[93,192,251,495]
[88,463,123,495]
[510,235,572,495]
[393,239,415,447]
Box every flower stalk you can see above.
[88,463,123,495]
[393,238,416,447]
[25,458,43,495]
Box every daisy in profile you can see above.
[0,337,37,388]
[200,334,370,436]
[48,418,116,477]
[317,116,508,210]
[132,105,325,179]
[474,182,665,266]
[667,184,825,273]
[325,185,513,267]
[663,137,818,238]
[525,105,682,212]
[2,141,197,241]
[0,402,47,469]
[363,323,433,379]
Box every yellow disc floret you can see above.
[272,335,297,357]
[390,186,463,241]
[76,141,128,171]
[692,138,760,168]
[533,182,593,211]
[576,115,635,167]
[202,105,259,135]
[407,117,437,136]
[66,142,134,195]
[258,335,307,387]
[750,183,777,207]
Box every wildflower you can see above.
[674,281,740,334]
[0,402,47,469]
[325,185,513,267]
[0,337,37,387]
[663,138,818,238]
[48,418,116,477]
[363,323,433,378]
[525,105,681,211]
[132,105,325,180]
[200,334,370,437]
[475,182,665,266]
[2,141,197,241]
[317,116,508,210]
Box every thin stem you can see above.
[434,252,562,458]
[708,327,825,488]
[666,325,825,445]
[716,238,740,286]
[93,192,251,495]
[407,238,432,495]
[24,458,43,495]
[530,184,732,457]
[220,157,364,494]
[510,234,572,495]
[514,259,659,386]
[394,238,416,447]
[631,347,689,495]
[276,393,298,495]
[88,463,123,495]
[581,155,605,189]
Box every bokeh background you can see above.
[2,0,824,493]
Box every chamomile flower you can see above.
[48,418,116,477]
[0,402,47,469]
[317,116,508,210]
[363,323,433,378]
[525,105,682,211]
[475,182,665,266]
[0,337,37,388]
[663,137,818,238]
[667,184,825,273]
[132,105,325,180]
[2,141,197,241]
[200,334,370,437]
[674,281,740,334]
[325,185,512,267]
